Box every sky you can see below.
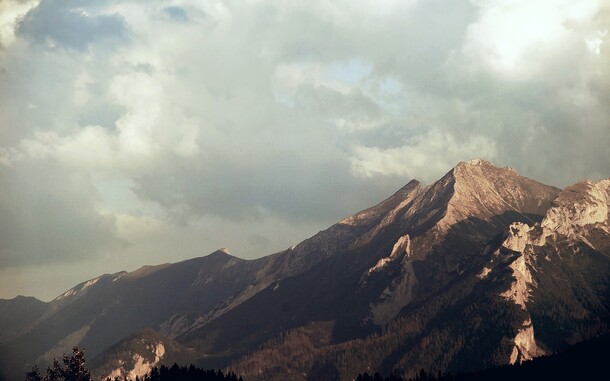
[0,0,609,301]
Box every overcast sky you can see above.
[1,0,609,301]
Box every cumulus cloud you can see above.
[0,159,124,267]
[1,0,609,299]
[351,130,498,182]
[442,0,610,184]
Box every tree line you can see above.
[26,332,608,381]
[129,364,243,381]
[24,347,242,381]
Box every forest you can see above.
[25,332,608,381]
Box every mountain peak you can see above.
[209,247,232,257]
[52,271,128,303]
[455,158,525,176]
[3,161,609,381]
[454,158,517,176]
[427,159,561,228]
[541,179,609,235]
[462,158,492,166]
[205,247,239,261]
[125,264,169,280]
[203,248,230,256]
[340,179,422,227]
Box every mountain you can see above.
[1,159,608,381]
[0,296,49,343]
[88,328,198,380]
[357,332,610,381]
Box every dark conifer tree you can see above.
[45,359,63,381]
[25,366,42,381]
[61,347,91,381]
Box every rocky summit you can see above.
[1,160,609,381]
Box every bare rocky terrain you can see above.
[1,159,608,381]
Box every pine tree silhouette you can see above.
[25,347,91,381]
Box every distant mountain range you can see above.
[1,159,609,381]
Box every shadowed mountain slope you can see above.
[1,160,608,381]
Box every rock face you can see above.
[474,177,610,365]
[1,160,609,381]
[89,328,197,381]
[509,319,545,364]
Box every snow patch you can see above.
[54,272,128,302]
[83,277,100,289]
[55,289,77,300]
[54,276,101,301]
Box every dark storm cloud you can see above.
[130,152,403,223]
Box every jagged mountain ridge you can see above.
[179,161,560,351]
[0,159,608,381]
[225,166,608,380]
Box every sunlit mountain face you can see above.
[1,160,608,381]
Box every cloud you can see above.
[441,0,610,185]
[16,0,128,51]
[0,159,124,267]
[1,0,609,299]
[454,1,603,79]
[0,0,40,48]
[350,130,498,182]
[247,234,273,251]
[163,6,189,23]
